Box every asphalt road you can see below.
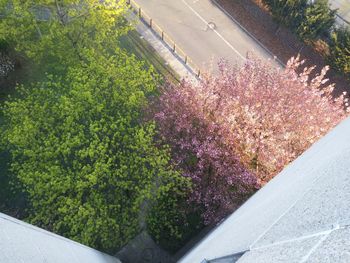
[133,0,279,72]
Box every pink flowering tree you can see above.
[204,56,348,182]
[154,80,258,224]
[154,55,348,224]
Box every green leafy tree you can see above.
[1,51,182,252]
[0,0,128,68]
[328,28,350,79]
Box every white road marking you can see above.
[181,0,246,60]
[211,0,284,67]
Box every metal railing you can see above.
[126,0,201,77]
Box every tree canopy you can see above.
[155,56,348,223]
[0,0,128,68]
[1,51,184,252]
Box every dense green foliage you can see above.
[264,0,307,31]
[263,0,335,41]
[298,0,335,40]
[0,0,128,64]
[1,48,183,252]
[0,0,192,254]
[0,39,9,52]
[262,0,350,79]
[328,28,350,80]
[146,176,203,253]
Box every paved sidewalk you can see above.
[127,10,197,81]
[133,0,280,72]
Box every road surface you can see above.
[329,0,350,26]
[133,0,279,72]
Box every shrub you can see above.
[263,0,335,40]
[146,176,203,253]
[328,28,350,79]
[263,0,307,30]
[298,0,335,40]
[0,39,9,52]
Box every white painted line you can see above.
[181,0,246,61]
[211,0,285,67]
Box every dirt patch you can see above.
[0,54,28,101]
[216,0,350,95]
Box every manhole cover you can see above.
[208,21,216,29]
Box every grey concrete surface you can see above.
[238,236,322,263]
[208,253,245,263]
[133,0,279,73]
[116,231,174,263]
[126,10,197,81]
[179,115,350,262]
[329,0,350,26]
[0,213,120,263]
[253,149,350,247]
[308,226,350,263]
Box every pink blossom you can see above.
[154,56,348,224]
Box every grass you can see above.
[119,30,180,83]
